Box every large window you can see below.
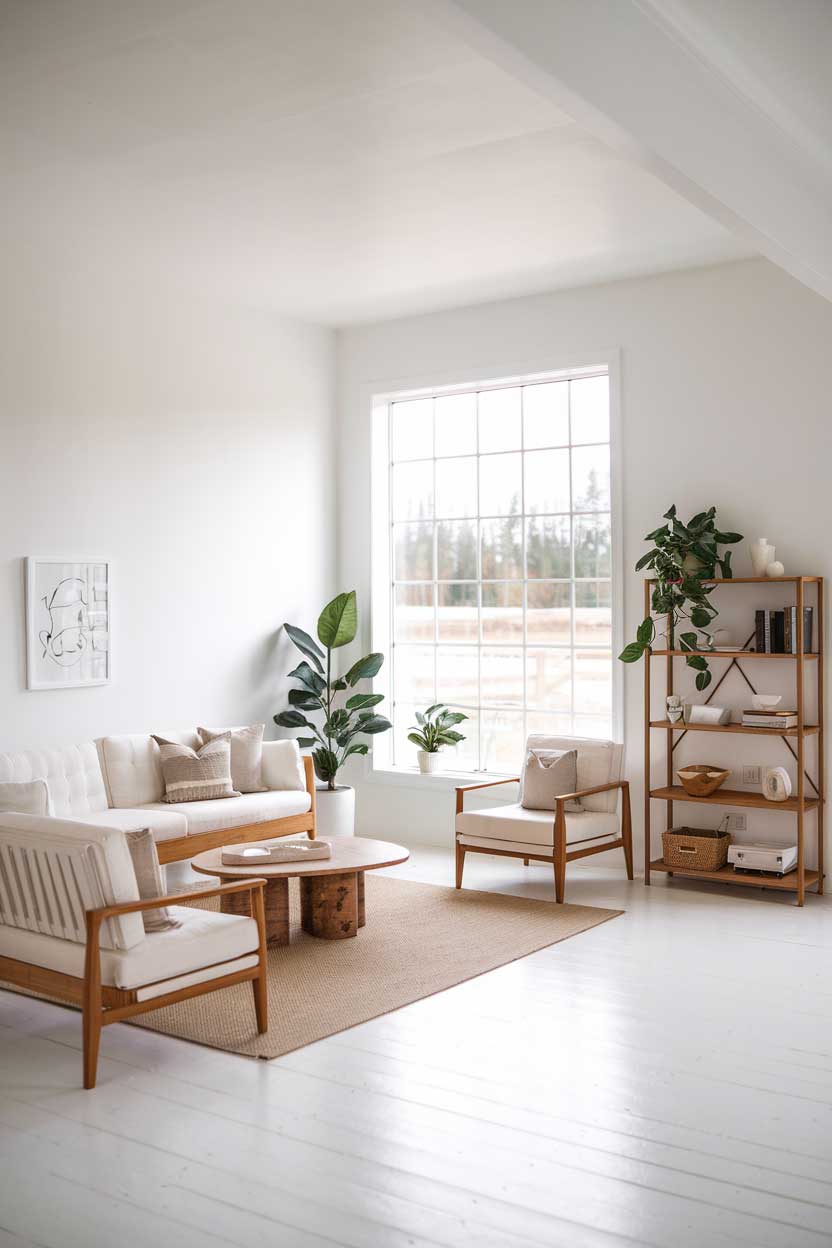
[373,368,618,775]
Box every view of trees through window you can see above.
[387,373,613,772]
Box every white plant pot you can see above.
[417,750,442,774]
[314,785,355,838]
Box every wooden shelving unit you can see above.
[644,575,825,906]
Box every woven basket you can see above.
[662,826,731,872]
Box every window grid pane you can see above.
[389,373,612,771]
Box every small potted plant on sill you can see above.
[408,704,468,774]
[274,590,391,837]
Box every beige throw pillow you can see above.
[197,724,266,793]
[152,733,240,803]
[125,828,181,933]
[520,748,583,812]
[0,779,53,816]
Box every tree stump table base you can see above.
[299,870,367,939]
[220,876,290,946]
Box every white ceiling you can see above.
[1,0,751,325]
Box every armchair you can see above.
[0,812,268,1088]
[455,735,632,903]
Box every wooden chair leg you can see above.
[523,857,529,866]
[83,911,103,1090]
[251,884,269,1034]
[455,841,466,889]
[554,804,566,903]
[621,782,634,881]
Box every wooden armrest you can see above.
[88,878,266,922]
[555,779,628,806]
[455,777,519,795]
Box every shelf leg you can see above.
[644,579,652,885]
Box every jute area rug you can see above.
[132,875,621,1060]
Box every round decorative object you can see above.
[751,693,782,711]
[677,765,730,797]
[417,749,442,774]
[750,538,774,576]
[762,766,792,802]
[314,785,356,837]
[766,560,785,577]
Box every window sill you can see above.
[362,763,519,795]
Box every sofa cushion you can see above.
[139,788,312,837]
[0,904,259,992]
[125,828,180,933]
[0,812,144,950]
[68,806,188,844]
[261,739,306,791]
[520,748,582,811]
[456,804,619,848]
[0,779,53,817]
[97,732,201,807]
[524,736,622,812]
[152,734,239,803]
[0,744,107,817]
[198,724,266,794]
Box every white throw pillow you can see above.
[0,779,53,817]
[261,739,306,791]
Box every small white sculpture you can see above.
[766,560,785,577]
[762,766,792,802]
[666,694,683,723]
[750,538,774,576]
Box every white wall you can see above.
[0,273,335,751]
[337,258,832,866]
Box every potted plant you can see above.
[619,506,743,691]
[408,704,468,773]
[274,590,391,837]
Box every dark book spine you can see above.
[803,606,814,653]
[784,606,793,654]
[773,610,785,654]
[755,609,766,653]
[764,611,772,654]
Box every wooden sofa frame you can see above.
[0,877,269,1089]
[155,755,317,865]
[455,777,633,903]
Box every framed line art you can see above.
[25,557,111,690]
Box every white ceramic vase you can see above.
[314,785,355,837]
[762,767,792,803]
[750,538,774,576]
[417,750,442,774]
[766,560,785,578]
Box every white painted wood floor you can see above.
[2,849,832,1248]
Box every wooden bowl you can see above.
[676,764,730,797]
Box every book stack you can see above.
[754,607,814,654]
[741,708,799,729]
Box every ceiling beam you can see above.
[430,0,832,303]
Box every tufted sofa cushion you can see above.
[0,743,108,818]
[97,732,201,808]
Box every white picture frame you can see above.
[25,557,111,690]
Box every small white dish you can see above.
[751,694,782,711]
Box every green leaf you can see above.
[331,678,348,692]
[296,736,318,748]
[690,607,712,629]
[344,652,384,686]
[438,711,468,726]
[342,743,369,760]
[317,590,358,649]
[636,618,654,646]
[719,551,734,578]
[424,703,444,717]
[439,730,465,744]
[407,732,427,749]
[619,642,646,663]
[312,747,339,783]
[634,550,657,571]
[695,670,712,691]
[288,688,321,710]
[274,709,313,728]
[645,525,669,541]
[284,623,324,673]
[345,692,384,710]
[415,711,425,726]
[355,715,392,735]
[663,504,677,520]
[714,530,743,544]
[287,661,325,694]
[685,655,708,671]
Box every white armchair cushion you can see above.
[0,744,108,817]
[525,735,622,812]
[456,803,619,848]
[0,905,259,997]
[261,739,306,791]
[0,779,53,817]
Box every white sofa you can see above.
[0,811,268,1088]
[0,732,316,863]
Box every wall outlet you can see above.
[727,814,747,832]
[742,765,762,785]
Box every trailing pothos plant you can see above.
[274,590,391,790]
[618,506,743,691]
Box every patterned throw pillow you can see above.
[125,827,181,933]
[520,748,584,812]
[151,733,240,803]
[197,724,266,794]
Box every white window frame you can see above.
[367,351,623,789]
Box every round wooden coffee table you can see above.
[190,837,409,945]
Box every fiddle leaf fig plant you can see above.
[619,505,743,691]
[408,704,468,754]
[275,590,391,789]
